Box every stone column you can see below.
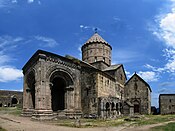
[21,76,34,116]
[65,85,75,118]
[32,54,54,120]
[66,85,74,110]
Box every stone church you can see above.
[22,32,151,120]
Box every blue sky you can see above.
[0,0,175,107]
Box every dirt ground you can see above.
[0,114,174,131]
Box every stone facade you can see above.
[22,32,151,120]
[0,90,23,107]
[124,73,152,115]
[159,94,175,114]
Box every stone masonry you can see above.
[22,32,152,120]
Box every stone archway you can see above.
[49,70,74,112]
[11,97,18,105]
[51,77,66,111]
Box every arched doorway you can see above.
[49,70,74,112]
[133,100,140,113]
[51,77,66,111]
[106,102,110,111]
[11,97,18,105]
[27,71,35,109]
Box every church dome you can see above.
[82,33,112,50]
[81,32,112,66]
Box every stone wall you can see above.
[82,42,111,66]
[0,90,22,107]
[22,50,82,119]
[81,68,97,116]
[159,94,175,114]
[124,74,151,115]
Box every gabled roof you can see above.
[103,64,122,71]
[22,50,95,72]
[125,73,152,92]
[159,94,175,96]
[103,64,127,81]
[82,33,112,50]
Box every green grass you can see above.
[130,115,175,126]
[151,122,175,131]
[0,126,7,131]
[53,118,127,128]
[0,107,22,116]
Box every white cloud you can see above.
[11,0,17,3]
[27,0,34,3]
[0,35,23,50]
[80,25,104,32]
[138,71,159,82]
[0,35,24,82]
[148,0,175,74]
[0,66,23,82]
[0,0,18,8]
[34,36,58,48]
[0,54,11,65]
[125,71,133,79]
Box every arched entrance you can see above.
[51,77,66,111]
[50,70,74,112]
[133,100,140,113]
[11,97,18,105]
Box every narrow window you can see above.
[120,74,123,80]
[95,57,97,62]
[103,57,105,62]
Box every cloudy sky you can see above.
[0,0,175,107]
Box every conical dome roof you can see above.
[85,33,108,44]
[83,33,112,49]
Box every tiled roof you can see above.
[85,33,108,44]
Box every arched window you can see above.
[106,102,110,111]
[111,102,115,110]
[116,103,118,111]
[95,57,97,62]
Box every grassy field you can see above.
[0,107,175,128]
[0,107,22,116]
[129,115,175,126]
[151,122,175,131]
